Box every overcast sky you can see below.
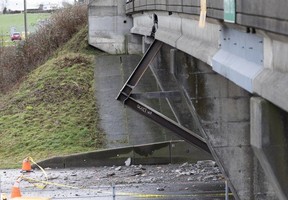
[2,0,75,10]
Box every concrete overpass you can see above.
[88,1,288,199]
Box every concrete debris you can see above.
[106,172,116,177]
[0,160,224,197]
[125,158,132,166]
[70,173,77,177]
[85,175,93,179]
[187,177,194,181]
[180,162,188,168]
[203,175,215,182]
[115,166,122,171]
[196,160,216,167]
[131,170,143,176]
[48,175,59,180]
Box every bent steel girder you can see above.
[116,40,210,154]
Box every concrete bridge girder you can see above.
[131,12,220,66]
[254,38,288,113]
[130,12,155,36]
[129,11,288,115]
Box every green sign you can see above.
[224,0,236,23]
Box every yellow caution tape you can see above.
[29,157,48,182]
[21,176,233,199]
[117,191,234,198]
[21,176,79,190]
[12,197,51,200]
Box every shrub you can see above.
[0,4,88,93]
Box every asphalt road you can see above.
[0,163,234,200]
[5,182,232,200]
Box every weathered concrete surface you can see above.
[131,12,220,65]
[148,44,250,199]
[251,97,288,200]
[94,54,213,163]
[130,12,154,37]
[94,54,168,147]
[88,0,132,54]
[254,38,288,113]
[254,69,288,113]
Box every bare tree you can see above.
[0,0,7,13]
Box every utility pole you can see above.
[24,0,28,40]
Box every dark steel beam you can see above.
[116,40,163,98]
[117,93,211,154]
[130,91,181,99]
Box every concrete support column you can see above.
[169,48,178,75]
[154,45,255,200]
[88,0,133,54]
[126,34,142,54]
[251,97,288,200]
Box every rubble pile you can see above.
[40,160,225,187]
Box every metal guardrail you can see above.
[125,0,288,36]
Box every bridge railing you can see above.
[126,0,288,36]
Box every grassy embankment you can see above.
[0,26,106,168]
[0,13,50,46]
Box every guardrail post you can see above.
[225,180,229,200]
[112,183,116,200]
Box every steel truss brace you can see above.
[116,40,210,154]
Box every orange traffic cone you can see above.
[21,157,32,173]
[11,179,22,198]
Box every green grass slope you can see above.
[0,26,105,168]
